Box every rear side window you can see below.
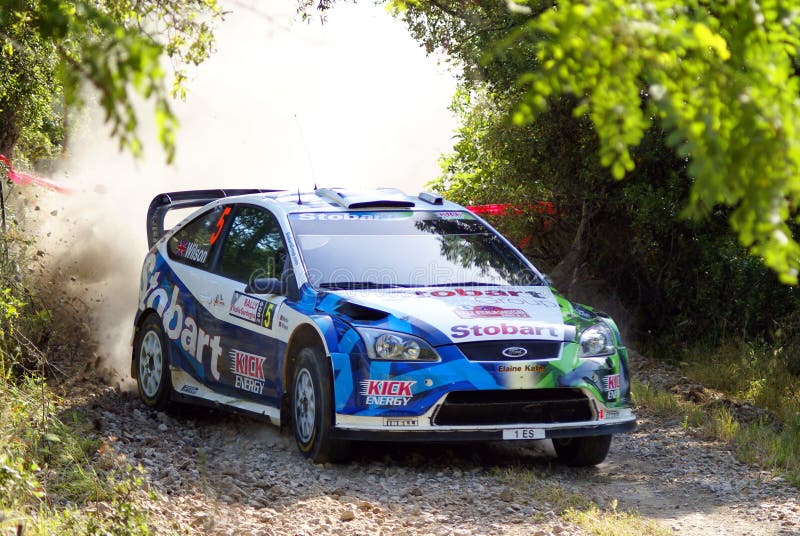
[218,206,286,284]
[167,206,231,268]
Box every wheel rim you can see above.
[139,330,163,399]
[294,368,316,443]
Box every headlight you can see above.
[578,323,616,357]
[356,328,439,361]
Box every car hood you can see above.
[322,285,575,345]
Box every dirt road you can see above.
[67,355,798,536]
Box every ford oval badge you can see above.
[502,346,528,359]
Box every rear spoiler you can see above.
[146,189,280,248]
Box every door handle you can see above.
[198,294,212,305]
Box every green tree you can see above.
[300,0,800,284]
[297,0,800,343]
[0,0,221,164]
[506,0,800,284]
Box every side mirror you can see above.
[245,277,284,295]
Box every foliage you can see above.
[633,370,800,486]
[430,79,800,343]
[563,505,671,536]
[507,0,800,284]
[0,217,152,533]
[344,0,800,348]
[429,86,607,269]
[0,0,222,163]
[492,464,670,535]
[0,375,153,534]
[678,340,800,425]
[293,1,800,347]
[369,0,800,284]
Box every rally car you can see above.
[132,188,636,465]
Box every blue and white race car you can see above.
[133,188,635,465]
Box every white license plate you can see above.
[503,428,545,440]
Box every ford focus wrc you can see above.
[133,188,636,465]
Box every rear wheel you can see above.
[134,313,172,410]
[553,435,612,466]
[291,346,349,463]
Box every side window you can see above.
[218,206,287,284]
[167,206,230,268]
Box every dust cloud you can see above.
[26,0,455,387]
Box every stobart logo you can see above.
[451,323,562,339]
[139,255,222,380]
[414,288,545,298]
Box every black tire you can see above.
[553,434,612,467]
[133,313,172,410]
[291,346,349,463]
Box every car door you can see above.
[202,204,289,407]
[162,205,231,387]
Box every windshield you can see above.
[288,211,543,289]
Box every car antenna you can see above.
[294,113,317,190]
[297,188,302,205]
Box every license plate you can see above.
[503,428,545,440]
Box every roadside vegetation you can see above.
[1,2,220,529]
[0,230,153,534]
[492,465,670,536]
[634,343,800,486]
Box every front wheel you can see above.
[291,347,349,463]
[134,313,172,410]
[553,434,612,466]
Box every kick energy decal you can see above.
[230,349,266,394]
[360,380,415,406]
[604,374,621,400]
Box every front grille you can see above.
[432,388,592,426]
[457,341,561,361]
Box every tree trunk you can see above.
[0,103,20,157]
[549,201,591,293]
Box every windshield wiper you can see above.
[423,282,499,287]
[319,282,410,290]
[423,280,543,288]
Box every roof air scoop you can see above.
[315,188,415,209]
[419,191,444,205]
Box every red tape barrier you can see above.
[0,155,72,194]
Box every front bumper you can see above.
[332,405,637,442]
[332,419,637,442]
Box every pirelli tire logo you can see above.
[360,380,416,406]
